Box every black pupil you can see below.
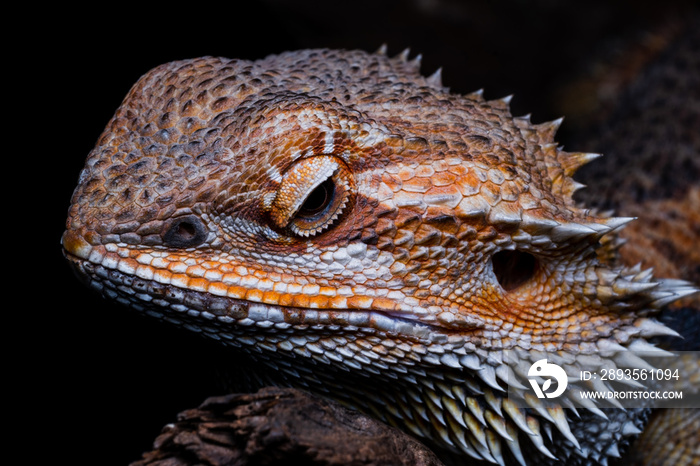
[298,178,334,218]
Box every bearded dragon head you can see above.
[63,48,697,465]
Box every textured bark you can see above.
[131,387,444,466]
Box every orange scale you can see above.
[153,268,173,283]
[371,297,398,312]
[292,294,311,308]
[188,277,210,292]
[309,295,330,309]
[245,288,264,302]
[170,273,190,288]
[262,290,281,305]
[228,286,247,300]
[329,296,348,309]
[207,281,229,297]
[347,295,374,309]
[279,294,295,307]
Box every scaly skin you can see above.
[62,48,697,465]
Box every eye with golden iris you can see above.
[270,156,354,237]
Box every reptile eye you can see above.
[163,216,208,248]
[492,250,538,292]
[270,156,353,237]
[297,178,335,218]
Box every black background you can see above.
[17,1,697,463]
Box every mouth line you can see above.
[64,251,441,341]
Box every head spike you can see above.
[467,89,485,101]
[426,67,443,87]
[600,216,635,231]
[562,152,602,176]
[520,213,559,234]
[488,94,513,110]
[375,43,388,55]
[397,47,411,62]
[409,53,422,69]
[549,222,599,242]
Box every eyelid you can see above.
[270,156,354,237]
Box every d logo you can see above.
[528,359,568,399]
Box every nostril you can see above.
[163,216,207,248]
[492,250,538,292]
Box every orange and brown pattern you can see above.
[63,42,697,465]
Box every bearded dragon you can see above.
[62,47,698,465]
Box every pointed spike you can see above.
[375,43,388,55]
[451,385,468,405]
[443,396,468,429]
[542,421,553,442]
[496,364,527,390]
[621,420,643,436]
[564,180,587,196]
[534,117,564,141]
[655,280,699,305]
[466,397,487,426]
[563,152,602,176]
[520,213,559,234]
[546,406,580,449]
[504,422,528,466]
[572,390,608,419]
[635,318,681,338]
[467,88,485,101]
[446,415,478,457]
[398,47,411,62]
[548,117,564,131]
[488,94,513,110]
[612,278,660,296]
[426,67,443,87]
[627,338,675,356]
[464,377,485,395]
[525,416,558,460]
[606,442,621,458]
[410,53,422,68]
[651,287,698,307]
[596,338,629,355]
[465,413,490,449]
[550,222,599,242]
[515,113,532,123]
[485,410,514,441]
[467,431,497,463]
[424,389,447,426]
[484,389,504,416]
[435,422,456,449]
[478,365,505,391]
[502,399,536,435]
[460,353,482,371]
[486,430,506,466]
[600,216,636,231]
